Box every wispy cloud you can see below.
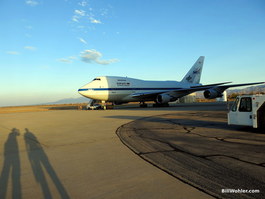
[25,0,39,6]
[89,17,102,24]
[58,58,73,63]
[75,9,86,16]
[71,4,103,25]
[72,15,79,22]
[100,8,109,17]
[79,38,87,44]
[80,49,119,65]
[58,56,76,63]
[78,1,88,7]
[6,51,20,55]
[24,46,37,51]
[72,10,85,23]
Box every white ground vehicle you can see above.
[86,104,102,110]
[228,94,265,129]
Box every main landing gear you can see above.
[153,103,169,107]
[139,102,148,108]
[101,101,114,110]
[102,101,107,110]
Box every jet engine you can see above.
[203,88,223,99]
[156,94,174,104]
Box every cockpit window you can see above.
[93,78,101,81]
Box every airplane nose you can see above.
[78,88,88,96]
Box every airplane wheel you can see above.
[153,103,169,107]
[140,104,148,108]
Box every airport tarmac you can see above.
[117,110,265,199]
[0,102,263,199]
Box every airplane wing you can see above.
[131,91,165,100]
[131,82,232,99]
[132,82,265,101]
[177,82,265,93]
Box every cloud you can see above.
[24,46,37,51]
[72,10,86,23]
[58,58,73,63]
[72,15,79,22]
[100,8,108,16]
[75,9,86,16]
[80,49,119,65]
[6,51,20,55]
[68,56,76,60]
[79,38,87,44]
[25,0,39,6]
[78,1,88,7]
[58,56,77,63]
[72,6,103,24]
[89,18,102,24]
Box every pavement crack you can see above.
[182,126,229,143]
[139,149,175,155]
[137,133,264,168]
[205,154,263,167]
[183,126,196,134]
[117,112,265,199]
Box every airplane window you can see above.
[93,78,101,81]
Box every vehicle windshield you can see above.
[239,97,252,112]
[231,97,239,111]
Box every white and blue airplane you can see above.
[78,56,264,108]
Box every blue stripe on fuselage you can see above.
[78,88,182,91]
[78,88,90,91]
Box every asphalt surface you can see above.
[117,110,265,199]
[0,104,215,199]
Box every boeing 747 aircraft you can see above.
[78,56,264,109]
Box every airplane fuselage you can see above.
[78,76,200,103]
[78,57,264,107]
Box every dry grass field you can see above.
[0,103,88,114]
[0,99,223,114]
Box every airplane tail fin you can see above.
[181,56,204,84]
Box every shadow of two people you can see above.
[0,128,70,199]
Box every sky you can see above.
[0,0,265,106]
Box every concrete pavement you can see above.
[0,106,214,199]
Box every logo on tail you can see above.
[182,56,204,84]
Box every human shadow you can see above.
[24,128,70,199]
[0,128,21,199]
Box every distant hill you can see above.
[227,84,265,95]
[195,84,265,99]
[43,97,90,105]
